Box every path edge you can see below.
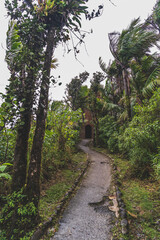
[91,147,129,238]
[31,153,90,240]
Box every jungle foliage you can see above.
[0,0,104,238]
[66,0,160,179]
[1,0,160,239]
[97,1,160,179]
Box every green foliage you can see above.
[0,163,12,180]
[153,0,160,27]
[0,128,15,165]
[110,153,160,239]
[119,88,160,178]
[0,189,37,239]
[99,115,119,152]
[2,0,102,236]
[42,102,82,177]
[39,151,87,221]
[152,148,160,179]
[5,20,23,69]
[142,65,160,98]
[65,71,89,111]
[45,182,72,203]
[124,181,153,218]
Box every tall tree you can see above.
[88,72,105,146]
[108,18,158,119]
[65,71,89,111]
[99,58,123,120]
[4,0,103,218]
[4,9,45,192]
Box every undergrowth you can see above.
[39,150,87,233]
[94,147,160,240]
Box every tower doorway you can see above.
[85,125,92,139]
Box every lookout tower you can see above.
[80,109,94,139]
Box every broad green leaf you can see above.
[0,172,12,180]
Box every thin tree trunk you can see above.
[4,129,9,162]
[26,26,56,207]
[122,69,131,120]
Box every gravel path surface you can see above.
[52,140,113,240]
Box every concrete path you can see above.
[52,140,113,240]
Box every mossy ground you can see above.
[95,147,160,240]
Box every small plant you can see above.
[0,189,37,239]
[0,163,12,180]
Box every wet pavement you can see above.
[52,140,113,240]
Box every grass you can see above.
[93,147,160,240]
[112,154,160,239]
[39,151,87,222]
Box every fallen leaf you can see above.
[127,211,137,218]
[109,195,116,200]
[109,198,119,218]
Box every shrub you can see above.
[118,88,160,178]
[99,115,119,152]
[152,148,160,179]
[0,189,37,240]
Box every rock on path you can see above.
[52,140,113,240]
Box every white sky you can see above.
[0,0,157,101]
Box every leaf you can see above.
[109,195,116,200]
[0,173,12,180]
[68,17,78,28]
[108,197,119,218]
[5,21,23,67]
[0,165,7,173]
[19,107,25,112]
[142,66,160,98]
[3,163,13,166]
[127,211,137,218]
[73,16,82,27]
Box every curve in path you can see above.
[52,140,113,240]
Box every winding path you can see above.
[52,140,113,240]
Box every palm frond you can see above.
[117,110,128,123]
[142,64,160,98]
[128,17,140,31]
[142,79,160,98]
[103,101,121,111]
[99,57,108,74]
[144,65,160,86]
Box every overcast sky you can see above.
[0,0,157,101]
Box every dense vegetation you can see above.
[1,0,160,239]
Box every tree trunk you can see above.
[122,69,131,120]
[12,112,31,191]
[11,77,34,192]
[26,26,56,207]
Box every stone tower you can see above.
[80,109,94,139]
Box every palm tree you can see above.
[99,58,123,120]
[108,18,158,119]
